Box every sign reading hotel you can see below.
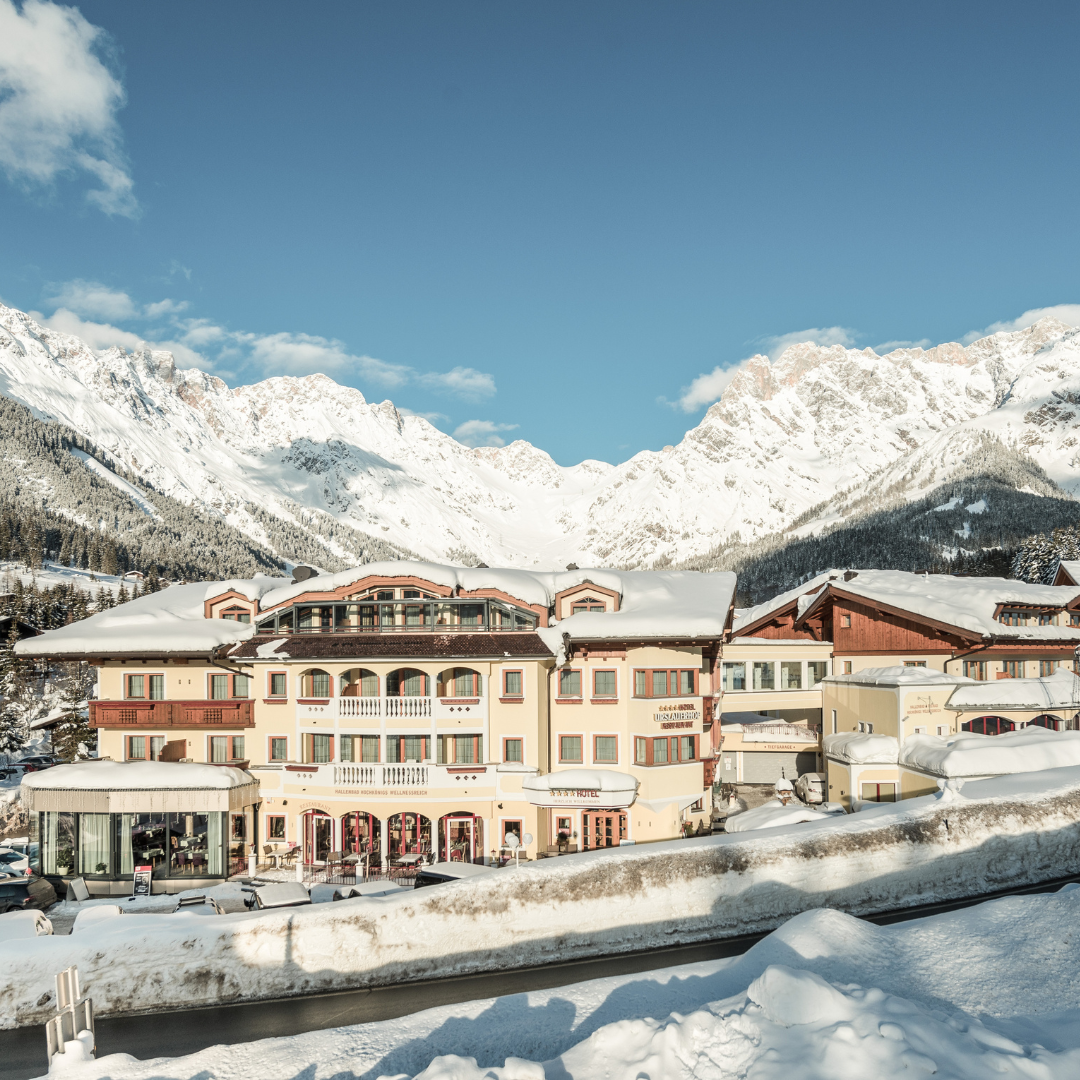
[654,703,700,725]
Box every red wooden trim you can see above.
[297,698,331,705]
[554,580,621,618]
[445,765,487,774]
[262,698,288,704]
[285,764,317,772]
[203,589,255,620]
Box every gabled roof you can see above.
[732,570,841,635]
[1053,561,1080,587]
[797,570,1080,642]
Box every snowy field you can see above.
[6,764,1080,1029]
[0,561,126,597]
[42,884,1080,1080]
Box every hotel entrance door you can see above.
[304,811,332,864]
[582,811,626,850]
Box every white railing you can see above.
[335,696,434,720]
[333,764,430,786]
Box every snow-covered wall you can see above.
[3,766,1080,1028]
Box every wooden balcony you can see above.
[90,699,255,729]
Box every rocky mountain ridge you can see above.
[0,301,1077,571]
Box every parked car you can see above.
[0,764,28,781]
[413,862,495,890]
[72,905,124,933]
[795,772,827,805]
[0,908,53,940]
[332,881,407,902]
[16,755,62,773]
[0,848,29,875]
[0,873,57,913]
[241,882,311,910]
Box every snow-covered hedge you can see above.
[3,765,1080,1028]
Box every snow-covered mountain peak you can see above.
[2,300,1079,570]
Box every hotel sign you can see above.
[654,703,700,724]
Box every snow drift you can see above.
[4,764,1080,1028]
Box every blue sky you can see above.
[1,1,1078,465]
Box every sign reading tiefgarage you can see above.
[654,702,700,724]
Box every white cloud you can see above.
[675,326,859,413]
[419,366,497,399]
[38,307,145,351]
[963,304,1080,344]
[46,279,136,321]
[873,338,932,353]
[0,0,137,217]
[453,419,519,448]
[759,325,857,360]
[243,331,412,386]
[143,298,189,319]
[398,407,450,424]
[675,363,747,412]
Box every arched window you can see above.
[340,668,379,697]
[220,606,251,623]
[1030,714,1064,731]
[962,715,1016,736]
[386,668,429,697]
[437,667,482,698]
[300,668,332,698]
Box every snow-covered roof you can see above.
[899,728,1080,778]
[732,570,841,633]
[1055,560,1080,586]
[203,575,292,603]
[259,561,736,645]
[14,583,254,658]
[826,665,973,688]
[809,570,1080,640]
[946,669,1080,712]
[20,760,259,813]
[22,760,252,791]
[720,712,819,742]
[823,731,900,764]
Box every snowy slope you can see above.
[1,303,1078,569]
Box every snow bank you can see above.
[522,769,637,799]
[900,727,1080,777]
[36,886,1080,1080]
[823,731,899,763]
[14,582,254,657]
[826,664,972,688]
[6,764,1080,1028]
[723,800,830,832]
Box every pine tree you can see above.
[115,583,129,606]
[0,620,26,755]
[51,662,94,762]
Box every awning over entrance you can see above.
[523,769,638,809]
[22,760,260,813]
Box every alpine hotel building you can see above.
[18,563,734,888]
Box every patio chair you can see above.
[327,850,344,874]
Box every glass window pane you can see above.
[362,736,380,762]
[270,737,287,761]
[752,662,775,691]
[270,673,287,696]
[127,674,144,699]
[313,734,331,763]
[454,735,476,764]
[210,736,227,762]
[780,662,802,690]
[118,813,133,875]
[595,736,617,762]
[209,673,229,699]
[504,670,523,696]
[78,814,111,875]
[233,674,251,698]
[681,736,695,761]
[594,670,617,697]
[149,736,164,760]
[560,735,582,762]
[680,670,694,695]
[722,663,745,691]
[128,735,145,759]
[504,738,523,762]
[653,738,668,763]
[148,674,164,700]
[231,736,245,760]
[560,669,582,697]
[635,737,647,763]
[313,671,330,697]
[170,812,211,877]
[652,671,669,697]
[808,661,828,685]
[634,670,647,696]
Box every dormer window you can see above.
[571,597,606,614]
[1000,611,1023,626]
[220,606,251,623]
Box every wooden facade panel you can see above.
[834,600,962,655]
[90,699,255,728]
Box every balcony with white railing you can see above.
[283,762,493,792]
[296,695,488,723]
